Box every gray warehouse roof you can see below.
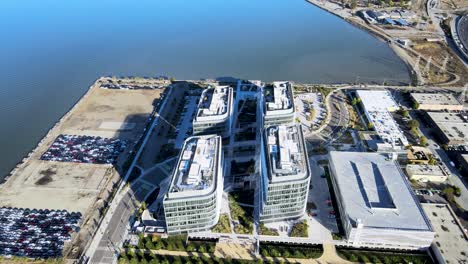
[411,93,461,106]
[426,112,467,144]
[329,151,432,231]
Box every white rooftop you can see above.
[265,125,308,182]
[406,164,447,177]
[356,90,408,148]
[195,86,231,120]
[265,81,293,111]
[329,151,432,231]
[356,90,398,112]
[411,93,461,106]
[169,136,219,194]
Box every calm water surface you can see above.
[0,0,409,179]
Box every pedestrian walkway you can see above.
[318,244,352,264]
[125,246,351,264]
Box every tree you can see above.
[351,0,358,9]
[186,243,195,252]
[367,122,375,130]
[197,245,206,253]
[349,254,358,262]
[412,101,420,109]
[270,248,281,257]
[408,120,420,129]
[401,109,410,118]
[145,239,154,250]
[443,187,455,202]
[419,136,428,146]
[351,98,358,105]
[154,240,163,250]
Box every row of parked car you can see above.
[0,207,81,258]
[101,83,165,90]
[40,134,126,164]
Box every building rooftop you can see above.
[264,81,293,112]
[427,112,468,144]
[356,90,408,148]
[407,146,433,161]
[329,151,432,231]
[422,203,468,264]
[264,125,309,183]
[168,135,220,196]
[195,86,232,120]
[411,93,461,106]
[406,164,447,178]
[356,90,399,112]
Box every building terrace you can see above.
[193,85,233,137]
[195,86,231,120]
[263,81,295,126]
[167,136,220,197]
[265,125,308,182]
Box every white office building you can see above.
[259,124,311,223]
[163,135,223,234]
[263,82,295,127]
[328,151,434,250]
[356,90,408,150]
[193,85,233,138]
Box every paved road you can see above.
[90,183,148,263]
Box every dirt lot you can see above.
[0,79,165,215]
[412,41,468,85]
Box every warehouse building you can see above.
[410,93,463,111]
[425,112,468,146]
[356,90,408,150]
[163,135,223,234]
[259,124,311,223]
[405,164,448,183]
[263,81,295,127]
[193,85,233,138]
[328,151,434,249]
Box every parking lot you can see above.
[41,135,126,164]
[295,93,326,133]
[307,156,339,238]
[0,79,168,257]
[0,207,80,258]
[174,96,198,149]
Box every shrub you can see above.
[290,220,308,237]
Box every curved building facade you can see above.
[163,135,223,234]
[259,124,311,223]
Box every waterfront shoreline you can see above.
[305,0,420,86]
[0,78,102,183]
